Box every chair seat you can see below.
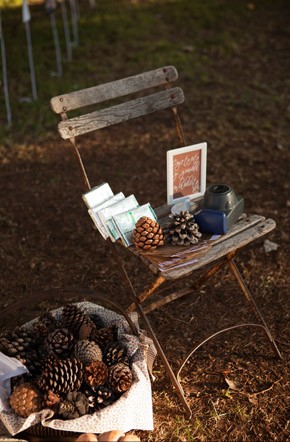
[129,211,275,280]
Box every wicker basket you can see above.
[21,423,80,441]
[0,438,28,442]
[0,289,153,441]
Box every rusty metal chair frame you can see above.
[50,66,282,417]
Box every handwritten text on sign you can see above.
[173,150,201,198]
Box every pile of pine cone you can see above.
[133,211,202,251]
[0,304,133,420]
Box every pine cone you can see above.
[45,328,74,358]
[10,382,43,418]
[103,342,129,367]
[0,326,34,355]
[57,399,79,420]
[90,325,117,350]
[61,304,87,336]
[94,385,116,408]
[66,390,93,416]
[44,390,61,408]
[78,319,97,341]
[81,387,98,412]
[74,340,102,366]
[0,327,41,374]
[37,356,83,395]
[166,211,202,246]
[133,216,164,250]
[57,391,94,419]
[17,347,41,374]
[85,360,108,388]
[32,312,58,340]
[108,363,133,394]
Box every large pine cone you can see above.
[108,363,133,394]
[37,356,83,395]
[133,217,164,250]
[45,328,74,358]
[0,326,35,356]
[85,360,108,388]
[103,342,129,367]
[10,382,43,418]
[61,304,88,336]
[74,340,102,366]
[0,327,41,374]
[166,211,202,246]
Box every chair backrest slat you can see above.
[58,87,184,139]
[50,66,178,115]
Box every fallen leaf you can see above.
[224,377,239,390]
[248,394,258,405]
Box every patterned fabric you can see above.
[0,302,155,436]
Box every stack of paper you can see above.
[82,183,157,247]
[82,182,114,209]
[89,192,126,239]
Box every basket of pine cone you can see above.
[0,292,154,441]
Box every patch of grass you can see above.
[0,0,257,143]
[234,403,250,422]
[0,0,22,7]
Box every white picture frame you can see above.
[167,142,207,205]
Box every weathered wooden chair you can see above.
[50,66,282,417]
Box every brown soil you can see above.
[0,3,289,442]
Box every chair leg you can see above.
[108,242,192,416]
[228,257,282,359]
[134,297,192,418]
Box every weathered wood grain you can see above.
[50,66,178,114]
[58,87,184,139]
[162,218,276,280]
[128,215,275,279]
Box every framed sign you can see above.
[167,142,207,205]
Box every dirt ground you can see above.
[0,2,290,441]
